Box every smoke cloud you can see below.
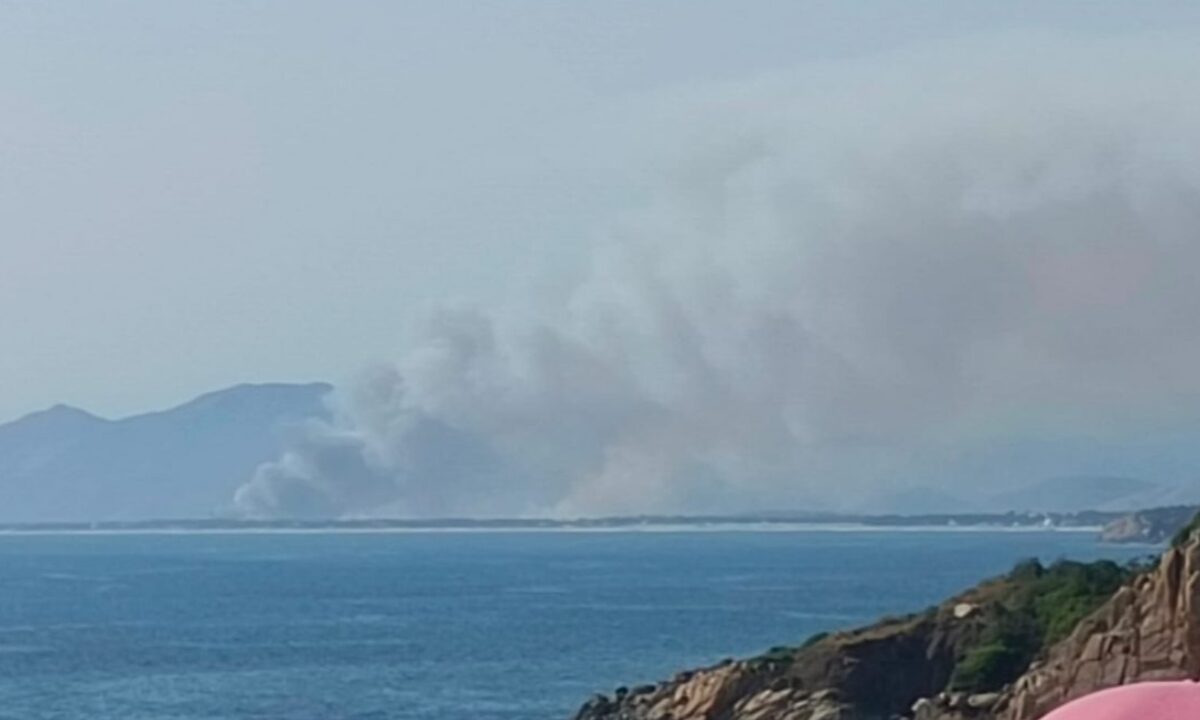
[235,34,1200,518]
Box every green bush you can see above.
[1030,560,1126,645]
[1008,557,1044,583]
[950,642,1028,692]
[950,558,1132,693]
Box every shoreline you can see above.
[0,523,1108,537]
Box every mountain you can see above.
[985,475,1191,513]
[0,383,331,522]
[872,486,981,515]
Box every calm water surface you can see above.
[0,530,1152,719]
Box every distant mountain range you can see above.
[0,383,330,522]
[878,475,1200,516]
[987,475,1190,513]
[3,381,1200,522]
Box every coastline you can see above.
[0,523,1108,537]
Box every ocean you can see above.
[0,530,1151,719]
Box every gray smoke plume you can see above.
[235,34,1200,518]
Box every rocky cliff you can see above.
[1100,505,1199,544]
[574,532,1200,720]
[926,532,1200,720]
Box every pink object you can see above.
[1043,682,1200,719]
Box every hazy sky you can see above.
[4,1,1199,424]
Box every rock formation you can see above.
[574,531,1200,720]
[1100,505,1198,544]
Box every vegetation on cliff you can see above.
[948,558,1132,693]
[576,514,1200,720]
[576,548,1162,720]
[747,558,1138,696]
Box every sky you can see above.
[5,0,1200,423]
[8,3,1200,518]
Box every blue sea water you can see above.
[0,530,1152,720]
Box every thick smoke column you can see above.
[236,36,1200,518]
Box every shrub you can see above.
[949,642,1028,692]
[950,558,1132,693]
[1030,560,1126,644]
